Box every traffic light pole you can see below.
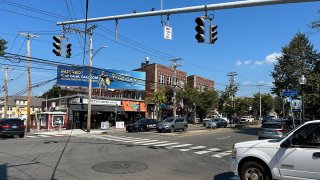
[57,0,319,25]
[18,33,38,132]
[170,58,181,118]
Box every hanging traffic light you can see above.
[52,36,62,56]
[209,25,218,44]
[0,39,8,56]
[65,43,71,58]
[195,17,205,43]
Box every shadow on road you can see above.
[233,127,259,136]
[0,164,7,180]
[213,172,238,180]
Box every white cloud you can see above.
[236,60,242,66]
[255,61,264,65]
[267,82,274,86]
[265,52,281,64]
[242,81,251,85]
[258,81,265,85]
[244,60,251,65]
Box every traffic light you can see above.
[65,43,71,58]
[52,36,62,56]
[0,39,8,56]
[209,25,218,44]
[195,17,205,43]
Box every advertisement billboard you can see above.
[57,65,145,90]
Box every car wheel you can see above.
[183,126,187,131]
[138,126,144,132]
[240,161,271,180]
[170,126,174,133]
[19,134,24,138]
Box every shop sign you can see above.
[83,98,121,106]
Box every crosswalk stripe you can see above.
[211,152,231,158]
[194,150,214,154]
[141,141,169,146]
[179,145,206,152]
[153,142,179,147]
[207,148,221,152]
[132,140,159,144]
[26,136,37,138]
[169,144,192,148]
[37,135,51,137]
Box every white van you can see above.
[230,120,320,180]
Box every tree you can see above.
[41,85,78,98]
[145,90,167,120]
[271,33,320,119]
[218,83,239,117]
[196,89,219,119]
[252,93,274,117]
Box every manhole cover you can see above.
[92,161,148,174]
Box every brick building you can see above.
[187,75,214,91]
[134,61,187,96]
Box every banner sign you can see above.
[57,65,146,90]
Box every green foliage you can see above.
[145,89,167,120]
[252,93,274,117]
[234,97,253,116]
[0,38,8,56]
[41,85,78,98]
[271,33,320,119]
[217,83,239,116]
[177,86,218,119]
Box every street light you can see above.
[299,75,307,123]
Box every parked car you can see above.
[0,118,25,138]
[202,117,211,126]
[258,121,285,139]
[205,118,228,128]
[239,116,254,124]
[126,118,158,132]
[156,117,188,133]
[230,120,320,180]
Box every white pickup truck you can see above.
[230,120,320,180]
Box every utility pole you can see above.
[87,26,95,132]
[3,66,8,118]
[170,58,181,118]
[63,25,97,132]
[227,72,237,112]
[258,84,263,120]
[18,33,38,132]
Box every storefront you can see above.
[30,112,67,130]
[122,100,147,123]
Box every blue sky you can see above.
[0,0,319,97]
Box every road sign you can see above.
[164,26,172,40]
[282,90,298,97]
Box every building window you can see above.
[167,76,172,85]
[52,115,64,126]
[158,73,164,84]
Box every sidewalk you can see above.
[26,127,123,136]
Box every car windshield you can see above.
[136,119,146,124]
[164,117,175,122]
[212,119,220,122]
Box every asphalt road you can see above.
[0,127,259,180]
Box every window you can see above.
[167,76,172,85]
[52,115,64,126]
[158,73,164,84]
[292,123,320,147]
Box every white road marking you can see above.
[169,144,193,148]
[132,140,159,144]
[194,150,214,154]
[217,136,231,140]
[207,148,221,151]
[26,136,37,138]
[141,141,169,146]
[212,152,231,158]
[153,142,179,147]
[179,146,206,152]
[37,135,51,137]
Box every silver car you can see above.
[205,118,228,128]
[258,121,285,139]
[156,117,188,133]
